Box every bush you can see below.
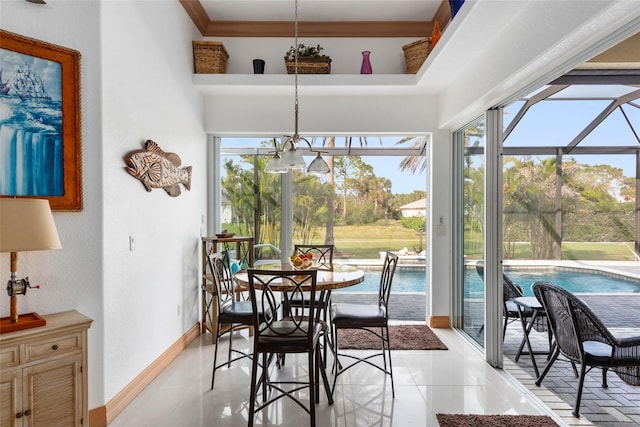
[401,216,425,231]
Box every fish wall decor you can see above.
[123,140,192,197]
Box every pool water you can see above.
[333,269,426,293]
[333,266,640,294]
[465,267,640,297]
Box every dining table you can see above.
[233,262,365,292]
[234,262,365,366]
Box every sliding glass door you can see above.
[454,117,486,346]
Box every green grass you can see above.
[226,222,637,261]
[308,221,425,258]
[494,241,635,261]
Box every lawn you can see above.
[316,224,638,261]
[309,222,425,258]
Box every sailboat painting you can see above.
[0,30,81,210]
[0,50,63,196]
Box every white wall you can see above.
[203,94,439,135]
[101,1,206,402]
[1,0,206,410]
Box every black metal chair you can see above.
[287,244,335,315]
[247,268,333,427]
[532,281,640,417]
[330,251,399,397]
[286,245,335,364]
[208,252,268,390]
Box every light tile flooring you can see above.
[108,324,563,427]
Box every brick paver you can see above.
[504,294,640,427]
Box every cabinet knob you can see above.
[52,344,59,350]
[16,412,23,418]
[24,409,31,416]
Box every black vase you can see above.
[253,59,265,74]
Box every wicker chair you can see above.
[246,269,333,427]
[532,281,640,417]
[475,262,549,341]
[330,251,399,397]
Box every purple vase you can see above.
[360,51,372,74]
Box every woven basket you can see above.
[402,38,432,74]
[284,56,331,74]
[193,41,229,74]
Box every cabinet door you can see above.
[23,355,82,427]
[0,369,21,427]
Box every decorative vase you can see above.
[431,20,441,48]
[360,51,372,74]
[449,0,464,19]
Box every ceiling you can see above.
[180,0,446,37]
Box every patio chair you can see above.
[475,262,549,340]
[532,281,640,417]
[330,251,399,397]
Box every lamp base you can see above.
[0,312,46,334]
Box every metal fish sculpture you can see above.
[124,140,192,197]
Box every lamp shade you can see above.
[0,198,62,252]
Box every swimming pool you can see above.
[465,266,640,297]
[332,265,640,294]
[333,268,426,293]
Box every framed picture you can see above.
[0,30,82,211]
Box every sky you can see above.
[361,156,426,195]
[503,94,639,177]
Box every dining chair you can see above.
[330,251,399,397]
[533,281,640,416]
[208,252,268,390]
[246,268,333,427]
[286,244,335,356]
[287,245,335,310]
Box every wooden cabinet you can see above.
[200,236,254,342]
[0,311,92,427]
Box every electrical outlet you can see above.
[129,236,136,251]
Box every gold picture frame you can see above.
[0,30,82,211]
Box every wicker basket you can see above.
[284,56,331,74]
[192,41,229,74]
[402,38,432,74]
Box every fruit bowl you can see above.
[290,253,314,270]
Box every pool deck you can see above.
[502,294,640,427]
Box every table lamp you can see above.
[0,198,62,333]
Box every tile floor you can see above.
[108,324,561,427]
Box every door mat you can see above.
[337,324,448,350]
[436,414,559,427]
